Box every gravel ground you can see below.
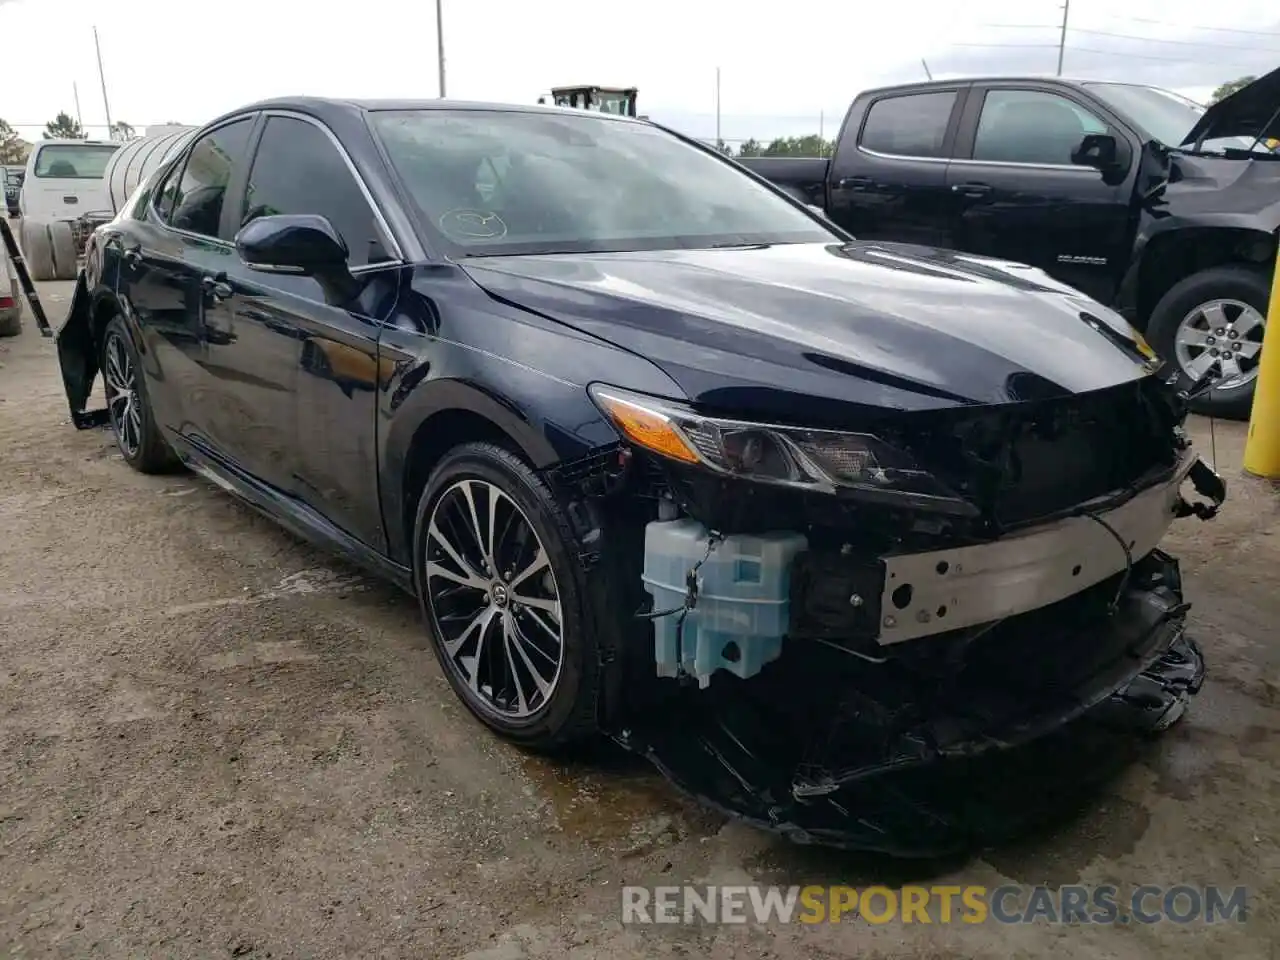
[1,279,1278,960]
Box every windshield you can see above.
[33,143,121,179]
[369,109,835,256]
[1084,82,1264,154]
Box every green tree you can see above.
[737,138,764,158]
[1210,76,1255,104]
[714,139,733,156]
[110,121,136,141]
[43,111,86,139]
[761,134,834,158]
[0,119,28,164]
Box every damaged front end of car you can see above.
[555,373,1225,855]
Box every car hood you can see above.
[1182,66,1280,146]
[460,241,1159,423]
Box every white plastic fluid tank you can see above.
[642,518,808,688]
[103,127,198,214]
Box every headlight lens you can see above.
[589,384,974,512]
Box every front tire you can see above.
[101,315,178,473]
[412,442,599,750]
[1146,264,1270,420]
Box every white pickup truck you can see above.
[18,138,121,281]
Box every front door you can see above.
[221,112,404,552]
[825,87,965,247]
[945,85,1135,303]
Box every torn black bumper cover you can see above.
[615,453,1225,856]
[55,272,110,429]
[619,550,1202,856]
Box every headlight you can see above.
[589,384,975,513]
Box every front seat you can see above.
[46,160,78,177]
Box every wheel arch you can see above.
[1133,225,1277,328]
[382,376,611,567]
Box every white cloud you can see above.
[0,0,1275,143]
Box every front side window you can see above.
[972,90,1107,166]
[859,92,957,158]
[168,119,254,239]
[240,117,388,268]
[33,143,121,179]
[370,109,835,256]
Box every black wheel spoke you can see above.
[104,332,141,458]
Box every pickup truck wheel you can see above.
[49,221,79,281]
[101,315,179,473]
[412,442,599,752]
[1146,264,1270,420]
[19,219,56,282]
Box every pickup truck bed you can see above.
[738,157,828,208]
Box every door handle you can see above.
[838,176,873,191]
[201,272,232,301]
[951,182,993,198]
[123,245,142,269]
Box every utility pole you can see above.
[1056,0,1070,76]
[921,58,933,81]
[73,83,83,129]
[715,67,722,148]
[436,0,447,98]
[93,27,113,134]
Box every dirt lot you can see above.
[1,279,1279,959]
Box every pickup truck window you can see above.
[370,109,835,256]
[972,90,1106,166]
[858,92,956,158]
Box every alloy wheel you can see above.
[423,479,564,719]
[1173,298,1265,391]
[104,331,142,458]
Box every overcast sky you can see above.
[2,0,1278,143]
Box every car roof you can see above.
[213,95,639,126]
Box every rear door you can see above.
[825,86,967,246]
[945,83,1137,302]
[123,117,259,457]
[219,111,404,551]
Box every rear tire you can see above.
[1146,264,1271,421]
[20,219,56,282]
[412,441,600,751]
[49,221,78,280]
[0,310,20,338]
[101,314,179,474]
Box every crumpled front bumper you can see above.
[617,548,1205,856]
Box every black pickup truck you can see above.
[739,69,1280,418]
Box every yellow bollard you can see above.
[1243,252,1280,479]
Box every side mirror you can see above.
[1072,133,1119,170]
[235,214,349,276]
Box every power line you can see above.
[1069,25,1280,53]
[1095,14,1280,38]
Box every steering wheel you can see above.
[438,208,508,241]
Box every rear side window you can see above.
[33,144,120,179]
[241,116,388,268]
[168,119,255,240]
[859,91,957,158]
